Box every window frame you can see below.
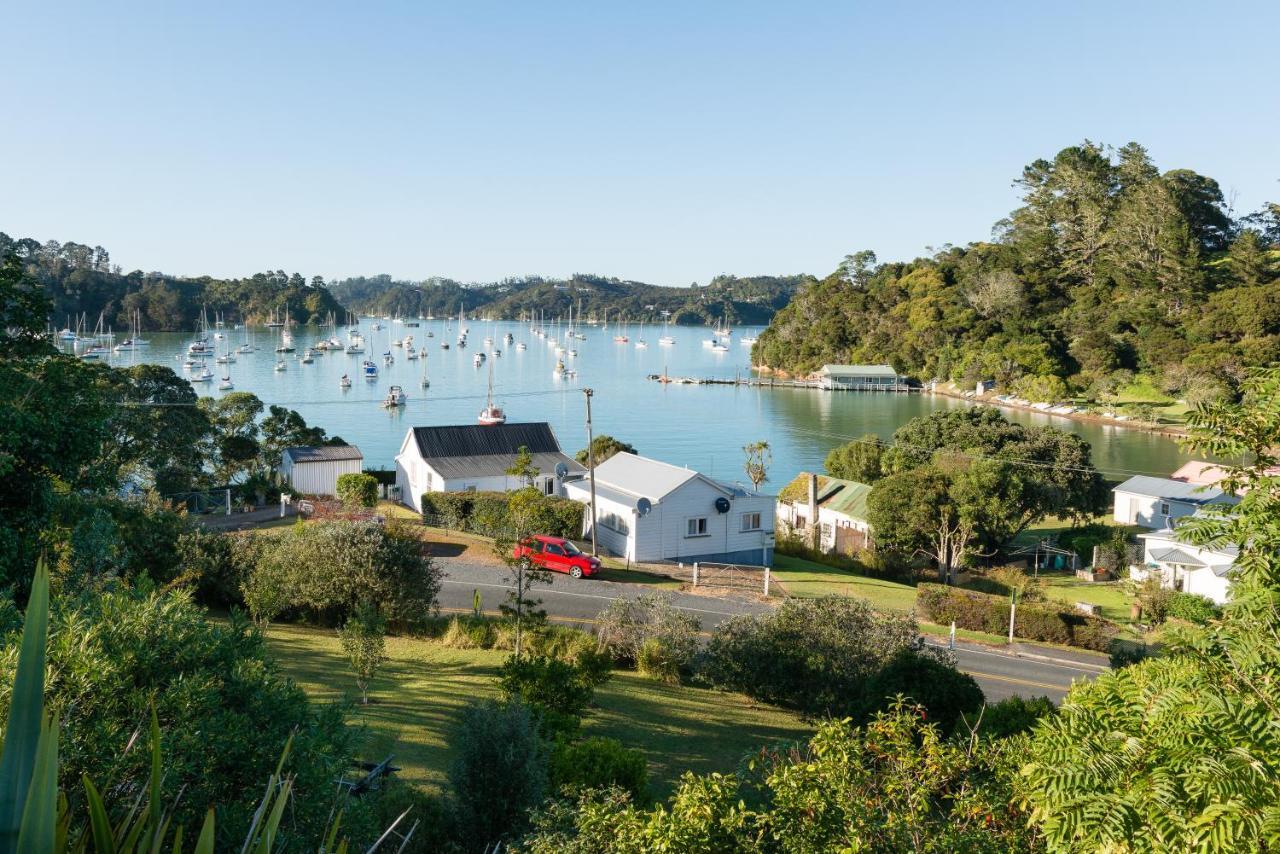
[685,516,709,538]
[741,511,762,532]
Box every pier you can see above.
[645,373,918,392]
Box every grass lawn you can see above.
[264,623,811,799]
[769,554,919,612]
[1040,574,1134,624]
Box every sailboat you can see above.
[274,357,287,372]
[218,342,234,389]
[658,315,675,346]
[363,359,379,380]
[191,365,214,384]
[420,353,431,388]
[613,312,628,344]
[478,361,505,425]
[340,373,352,389]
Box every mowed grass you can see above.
[264,623,811,799]
[770,554,919,613]
[1040,574,1134,624]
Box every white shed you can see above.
[564,453,775,565]
[1131,528,1237,605]
[279,445,364,496]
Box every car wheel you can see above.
[570,566,583,579]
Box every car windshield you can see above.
[560,540,582,556]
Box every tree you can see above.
[742,440,771,492]
[824,434,884,482]
[338,602,387,705]
[867,463,979,583]
[199,392,264,484]
[499,487,555,657]
[336,472,377,508]
[506,444,540,487]
[575,435,636,466]
[258,405,338,475]
[99,363,212,491]
[450,699,550,847]
[1021,367,1280,851]
[840,249,878,287]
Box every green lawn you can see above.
[264,623,811,799]
[770,554,919,612]
[1040,574,1134,624]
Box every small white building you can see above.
[775,472,873,555]
[564,452,775,565]
[816,364,909,391]
[395,423,585,513]
[279,445,364,496]
[1130,528,1237,605]
[1111,475,1238,530]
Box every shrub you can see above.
[419,490,584,539]
[595,594,700,674]
[498,654,607,738]
[967,695,1057,739]
[636,637,681,684]
[550,737,649,800]
[245,520,441,627]
[1135,576,1174,624]
[855,649,984,734]
[441,614,497,648]
[179,526,250,607]
[354,780,459,854]
[336,472,378,507]
[0,587,358,847]
[449,699,550,845]
[917,583,1118,651]
[701,596,931,720]
[1165,592,1221,624]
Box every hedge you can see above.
[916,583,1118,652]
[420,490,585,540]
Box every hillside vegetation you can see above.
[329,272,809,326]
[753,141,1280,407]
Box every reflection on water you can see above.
[85,319,1195,484]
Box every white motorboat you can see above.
[274,359,287,372]
[301,349,315,364]
[383,351,394,365]
[340,374,352,389]
[218,376,234,391]
[473,353,485,367]
[363,360,379,379]
[191,367,214,383]
[382,385,407,408]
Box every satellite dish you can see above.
[555,462,569,479]
[636,497,652,517]
[714,496,731,514]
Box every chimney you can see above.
[808,473,820,550]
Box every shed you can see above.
[279,445,364,496]
[776,472,872,555]
[816,364,909,391]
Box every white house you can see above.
[1130,528,1238,605]
[563,452,775,565]
[395,423,585,512]
[775,472,872,555]
[279,445,364,496]
[1111,475,1238,529]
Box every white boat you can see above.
[363,360,379,379]
[516,342,527,351]
[635,340,647,349]
[340,374,352,389]
[301,349,315,364]
[382,385,407,408]
[218,376,234,391]
[191,367,214,383]
[440,342,450,350]
[473,353,485,367]
[57,327,76,341]
[710,341,729,352]
[236,343,254,354]
[346,335,365,354]
[274,359,287,372]
[421,353,431,388]
[478,362,505,425]
[215,353,235,364]
[740,335,758,345]
[553,359,566,378]
[493,349,501,357]
[406,347,418,360]
[383,351,394,365]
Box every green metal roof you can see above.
[819,364,899,378]
[777,472,872,522]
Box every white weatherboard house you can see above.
[564,453,775,565]
[279,445,364,496]
[1111,475,1239,530]
[1130,528,1238,606]
[395,422,585,513]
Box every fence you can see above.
[665,560,777,598]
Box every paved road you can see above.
[436,558,1105,702]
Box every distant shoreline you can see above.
[927,383,1188,439]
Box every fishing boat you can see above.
[477,362,505,425]
[382,385,407,408]
[340,374,352,389]
[363,360,378,380]
[493,349,501,357]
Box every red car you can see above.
[513,535,601,579]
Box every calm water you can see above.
[86,319,1196,485]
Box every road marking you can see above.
[958,669,1074,692]
[924,641,1108,675]
[440,578,749,618]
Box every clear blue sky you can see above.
[3,1,1276,284]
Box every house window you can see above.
[741,512,762,532]
[543,477,555,496]
[1159,501,1170,517]
[686,517,709,538]
[600,511,630,535]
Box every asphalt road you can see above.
[436,558,1106,702]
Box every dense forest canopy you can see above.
[328,272,809,326]
[0,233,346,331]
[753,141,1280,405]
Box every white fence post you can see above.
[763,566,771,597]
[692,562,699,586]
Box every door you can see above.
[541,543,568,572]
[1128,497,1139,524]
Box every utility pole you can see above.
[583,388,599,557]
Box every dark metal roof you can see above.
[411,422,565,459]
[429,452,585,481]
[282,445,363,463]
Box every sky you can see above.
[2,0,1277,285]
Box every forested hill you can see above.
[328,273,809,326]
[0,233,348,331]
[753,142,1280,406]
